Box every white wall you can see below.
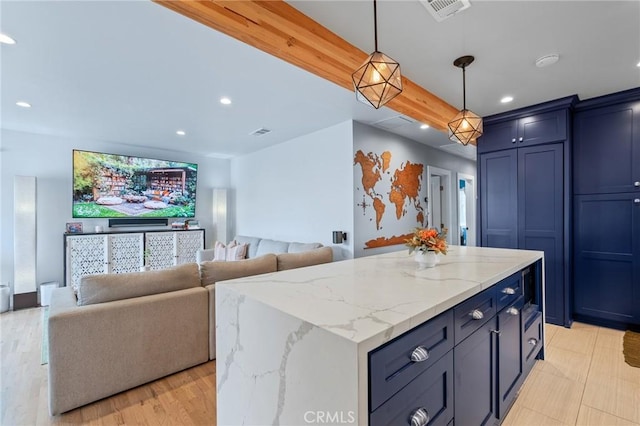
[231,121,354,259]
[0,129,230,294]
[353,122,477,258]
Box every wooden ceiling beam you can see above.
[154,0,463,137]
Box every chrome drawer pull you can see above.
[491,329,502,336]
[528,338,538,346]
[409,408,430,426]
[410,346,430,363]
[635,199,640,204]
[470,309,484,320]
[506,307,519,316]
[634,181,640,187]
[502,287,516,295]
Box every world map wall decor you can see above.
[354,150,426,249]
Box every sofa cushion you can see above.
[255,239,290,258]
[234,235,262,258]
[199,253,277,286]
[288,242,323,253]
[277,246,333,271]
[76,263,201,306]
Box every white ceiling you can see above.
[1,1,639,162]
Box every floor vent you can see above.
[420,0,471,22]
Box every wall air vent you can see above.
[249,128,271,136]
[420,0,471,22]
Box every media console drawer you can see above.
[369,310,454,412]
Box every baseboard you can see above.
[13,292,37,310]
[109,218,168,227]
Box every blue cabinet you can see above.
[478,97,574,327]
[369,266,543,425]
[454,317,497,426]
[574,100,640,195]
[478,109,568,154]
[574,193,640,325]
[572,88,640,328]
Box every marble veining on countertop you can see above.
[216,246,543,347]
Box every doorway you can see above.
[427,166,452,245]
[457,173,476,246]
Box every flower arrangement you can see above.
[406,227,448,255]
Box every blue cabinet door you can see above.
[477,120,518,154]
[497,297,524,419]
[574,102,640,195]
[574,193,640,325]
[454,317,497,426]
[517,110,568,147]
[518,143,565,325]
[480,150,518,249]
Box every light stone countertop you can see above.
[216,245,543,349]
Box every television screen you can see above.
[72,150,198,218]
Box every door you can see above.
[176,230,205,264]
[574,193,640,324]
[454,317,497,426]
[497,298,523,419]
[431,175,442,231]
[480,150,518,249]
[574,102,640,194]
[107,233,144,274]
[457,173,476,246]
[145,232,178,270]
[518,143,564,325]
[66,235,108,288]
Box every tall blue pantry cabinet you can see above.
[572,88,640,329]
[478,96,577,327]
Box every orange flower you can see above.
[406,227,448,255]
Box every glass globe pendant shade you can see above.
[352,51,403,109]
[448,109,483,145]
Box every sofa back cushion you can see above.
[255,239,290,258]
[277,246,333,271]
[76,263,201,306]
[234,235,262,258]
[200,253,277,286]
[288,242,323,253]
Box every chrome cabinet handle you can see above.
[470,309,484,320]
[410,346,430,363]
[409,408,430,426]
[634,181,640,187]
[519,137,524,142]
[528,338,538,346]
[635,199,640,204]
[511,138,516,143]
[502,287,516,295]
[506,307,519,316]
[491,329,502,336]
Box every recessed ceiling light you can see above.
[16,101,31,108]
[220,97,231,105]
[420,124,429,130]
[0,33,16,45]
[535,54,559,68]
[637,61,640,67]
[176,130,186,136]
[501,96,514,103]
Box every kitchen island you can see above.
[216,246,545,425]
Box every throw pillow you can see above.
[226,242,248,261]
[214,241,227,261]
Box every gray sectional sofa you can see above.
[47,239,332,415]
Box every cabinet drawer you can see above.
[523,311,543,373]
[454,287,497,345]
[496,271,523,312]
[369,310,454,412]
[370,351,454,426]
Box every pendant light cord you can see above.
[373,0,378,52]
[462,65,466,110]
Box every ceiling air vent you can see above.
[420,0,471,22]
[249,127,271,136]
[372,115,415,130]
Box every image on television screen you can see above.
[72,150,198,218]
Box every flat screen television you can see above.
[72,149,198,218]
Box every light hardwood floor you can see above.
[1,307,639,425]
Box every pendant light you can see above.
[351,0,402,109]
[448,55,483,145]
